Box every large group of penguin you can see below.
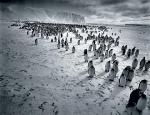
[23,22,150,114]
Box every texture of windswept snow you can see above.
[0,22,150,115]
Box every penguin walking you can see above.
[135,49,139,58]
[126,89,142,108]
[144,60,150,72]
[109,49,113,57]
[132,58,138,70]
[100,54,104,62]
[88,45,92,51]
[35,39,38,45]
[136,94,147,113]
[88,65,95,78]
[138,80,147,93]
[139,57,146,70]
[105,61,111,72]
[108,68,116,81]
[119,73,126,87]
[72,46,75,53]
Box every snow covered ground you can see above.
[0,22,150,115]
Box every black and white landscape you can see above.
[0,0,150,115]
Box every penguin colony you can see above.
[23,22,150,114]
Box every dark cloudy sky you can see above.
[0,0,150,24]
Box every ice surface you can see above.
[0,22,150,115]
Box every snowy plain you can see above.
[0,22,150,115]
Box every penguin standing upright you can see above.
[85,38,87,44]
[61,39,64,47]
[88,45,92,51]
[88,65,95,78]
[88,60,93,69]
[35,39,38,45]
[84,49,88,62]
[78,40,80,45]
[93,43,96,51]
[109,49,113,57]
[127,49,131,58]
[108,68,116,81]
[27,30,29,35]
[126,89,142,108]
[121,45,125,55]
[135,49,139,58]
[100,54,104,62]
[105,61,111,72]
[138,80,147,93]
[136,94,147,113]
[127,69,134,81]
[70,38,72,43]
[139,57,146,70]
[105,50,109,59]
[65,43,69,51]
[131,47,136,55]
[144,60,150,72]
[57,43,60,49]
[112,53,116,63]
[54,36,57,42]
[132,58,138,70]
[72,46,75,53]
[119,73,126,87]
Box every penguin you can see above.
[122,67,129,78]
[46,35,49,40]
[70,38,72,43]
[127,49,131,58]
[127,69,134,81]
[88,65,95,78]
[139,57,146,70]
[105,61,111,72]
[119,73,126,87]
[107,43,111,50]
[78,40,80,45]
[138,80,147,93]
[121,45,125,55]
[112,61,119,75]
[88,60,93,69]
[57,43,60,49]
[109,49,113,57]
[27,30,29,35]
[105,50,109,59]
[51,39,53,42]
[132,58,138,70]
[126,89,142,108]
[136,94,147,113]
[84,54,89,62]
[95,50,99,59]
[88,45,92,51]
[144,60,150,72]
[108,68,116,81]
[61,39,64,47]
[65,43,69,51]
[112,53,116,63]
[135,49,139,58]
[72,46,75,53]
[131,47,136,55]
[54,36,57,42]
[85,38,87,44]
[93,43,96,51]
[35,39,38,45]
[100,54,104,62]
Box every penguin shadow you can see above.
[124,107,143,115]
[75,61,86,66]
[28,44,36,46]
[76,76,91,85]
[97,71,107,77]
[78,70,87,76]
[49,48,58,51]
[65,52,73,55]
[59,50,66,53]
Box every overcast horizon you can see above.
[0,0,150,25]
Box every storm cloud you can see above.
[0,0,150,24]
